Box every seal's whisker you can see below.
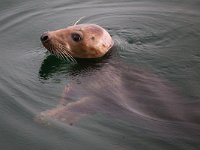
[61,52,71,62]
[62,50,75,63]
[51,45,61,59]
[57,52,64,60]
[56,51,64,60]
[62,47,77,63]
[62,50,74,62]
[59,44,77,64]
[65,51,77,64]
[44,44,77,64]
[57,44,71,62]
[55,46,65,60]
[73,16,85,26]
[60,51,70,62]
[52,43,76,64]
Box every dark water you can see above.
[0,0,200,149]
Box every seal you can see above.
[35,61,190,126]
[40,24,114,62]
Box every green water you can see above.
[0,0,200,149]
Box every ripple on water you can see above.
[0,0,200,150]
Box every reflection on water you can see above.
[0,0,200,150]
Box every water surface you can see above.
[0,0,200,150]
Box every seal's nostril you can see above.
[40,33,49,42]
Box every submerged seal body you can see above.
[40,24,114,59]
[36,61,192,126]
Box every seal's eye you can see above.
[71,33,82,42]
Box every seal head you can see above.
[40,24,113,59]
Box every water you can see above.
[0,0,200,149]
